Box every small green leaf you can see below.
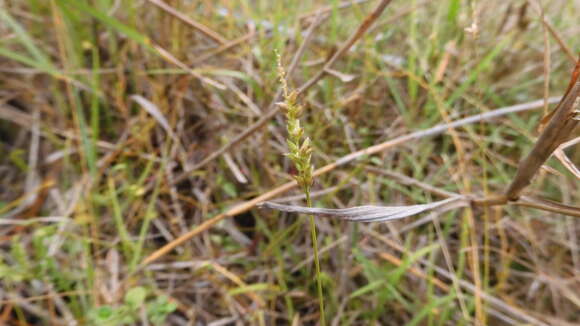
[349,280,385,299]
[222,182,238,197]
[59,0,149,46]
[125,286,147,308]
[147,296,177,325]
[95,306,114,320]
[228,283,278,296]
[9,149,28,172]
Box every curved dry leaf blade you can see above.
[554,148,580,179]
[506,56,580,200]
[518,196,580,218]
[325,68,357,82]
[539,54,580,129]
[259,197,468,222]
[131,95,178,141]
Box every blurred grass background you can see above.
[0,0,578,325]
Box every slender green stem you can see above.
[305,190,325,326]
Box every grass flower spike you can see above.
[276,51,325,326]
[277,54,314,192]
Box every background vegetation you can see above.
[0,0,578,325]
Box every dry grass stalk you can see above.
[146,0,227,44]
[506,56,580,200]
[259,197,468,222]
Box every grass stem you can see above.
[305,191,326,326]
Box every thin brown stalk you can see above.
[538,0,551,116]
[192,32,256,65]
[514,196,580,218]
[505,58,580,200]
[298,0,371,22]
[527,0,575,63]
[146,0,227,44]
[364,166,458,198]
[151,44,225,89]
[468,193,579,218]
[141,97,556,265]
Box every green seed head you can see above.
[276,51,314,191]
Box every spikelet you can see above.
[276,52,314,192]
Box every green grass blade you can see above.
[349,279,385,299]
[0,8,53,67]
[0,47,55,73]
[406,294,455,326]
[446,37,510,106]
[58,0,149,46]
[107,179,135,256]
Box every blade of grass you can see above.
[406,294,455,326]
[0,8,53,67]
[58,0,224,89]
[445,37,510,106]
[107,178,135,256]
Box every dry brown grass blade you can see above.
[258,197,468,222]
[299,0,371,22]
[539,55,580,129]
[471,192,580,218]
[146,0,227,44]
[131,95,178,141]
[515,196,580,218]
[553,136,580,179]
[364,166,458,198]
[1,293,67,325]
[538,1,551,117]
[207,262,265,307]
[192,31,256,65]
[152,44,226,89]
[505,56,580,200]
[553,148,580,179]
[141,98,554,266]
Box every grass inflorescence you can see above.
[277,51,325,325]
